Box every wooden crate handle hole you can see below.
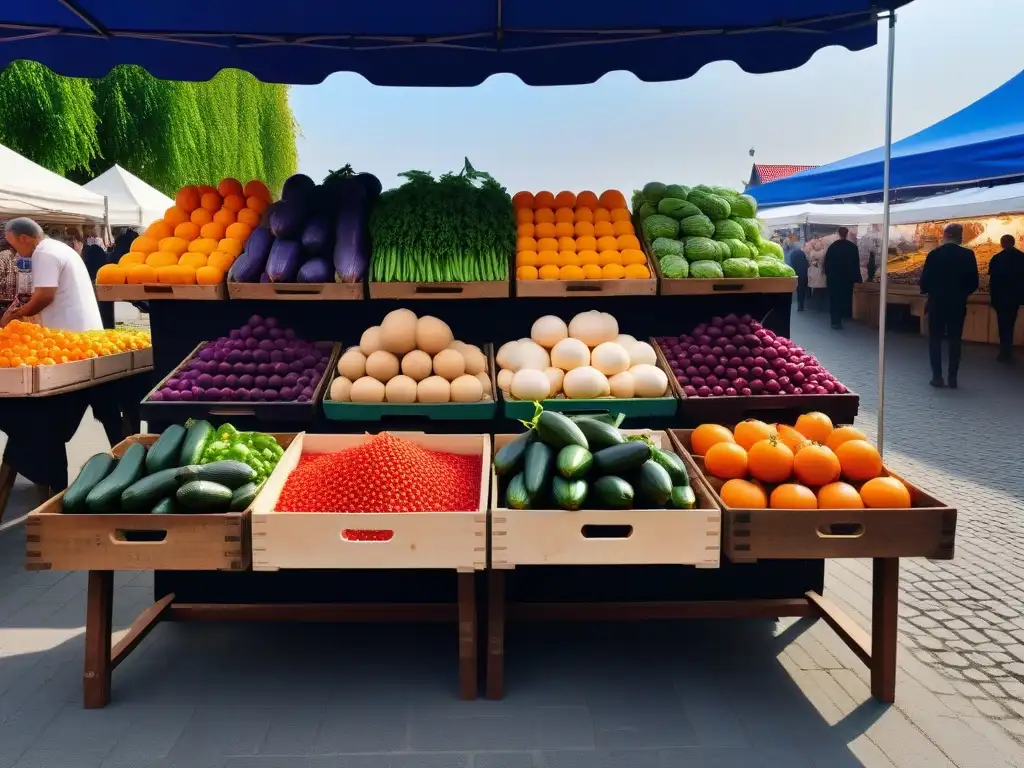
[581,524,633,539]
[111,529,168,544]
[341,529,395,542]
[816,522,865,539]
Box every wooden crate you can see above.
[36,359,94,392]
[22,433,299,572]
[132,347,154,370]
[490,431,720,569]
[669,429,957,562]
[516,250,657,298]
[95,284,227,301]
[369,280,509,300]
[93,351,133,379]
[987,306,1024,347]
[251,432,489,572]
[0,366,34,396]
[228,281,362,300]
[653,260,796,297]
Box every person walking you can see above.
[988,234,1024,363]
[784,233,809,311]
[919,223,979,388]
[822,227,861,329]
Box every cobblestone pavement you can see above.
[0,307,1022,768]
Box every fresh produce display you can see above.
[328,309,491,404]
[688,415,912,510]
[229,166,380,284]
[512,189,651,281]
[496,311,668,401]
[276,432,482,515]
[631,182,793,280]
[63,421,284,515]
[147,315,329,402]
[0,321,150,367]
[654,314,849,398]
[96,178,273,286]
[495,405,696,511]
[370,159,511,283]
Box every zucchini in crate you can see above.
[86,443,146,512]
[638,460,673,507]
[594,476,634,509]
[176,480,233,512]
[533,411,588,450]
[592,441,651,475]
[556,445,592,480]
[523,442,554,497]
[670,486,697,509]
[178,419,214,467]
[145,424,186,474]
[151,497,179,515]
[229,482,260,511]
[64,453,116,513]
[120,468,181,513]
[572,417,626,451]
[494,430,535,477]
[553,476,588,511]
[505,473,531,510]
[652,448,689,487]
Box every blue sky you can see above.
[291,0,1024,195]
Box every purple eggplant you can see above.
[297,257,333,283]
[267,200,305,239]
[300,215,332,255]
[266,239,302,283]
[334,207,368,283]
[228,226,274,282]
[281,174,317,205]
[260,272,271,283]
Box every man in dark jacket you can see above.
[920,223,979,388]
[988,234,1024,363]
[784,234,809,311]
[822,227,861,329]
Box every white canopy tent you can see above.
[0,143,106,223]
[888,181,1024,225]
[758,202,884,228]
[84,164,173,229]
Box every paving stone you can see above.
[937,652,970,668]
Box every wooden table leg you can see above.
[486,569,505,700]
[84,570,114,709]
[457,572,477,700]
[871,557,899,703]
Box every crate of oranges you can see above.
[512,190,656,298]
[669,415,956,563]
[94,178,274,301]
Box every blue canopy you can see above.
[752,67,1024,207]
[0,1,907,87]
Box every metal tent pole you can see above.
[876,12,896,456]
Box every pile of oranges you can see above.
[0,320,150,367]
[690,412,913,510]
[96,178,273,287]
[512,190,651,281]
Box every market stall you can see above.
[4,0,943,713]
[0,143,107,223]
[84,165,174,230]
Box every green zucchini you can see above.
[652,448,689,487]
[120,468,181,513]
[151,497,179,515]
[86,443,146,512]
[505,473,531,510]
[572,418,627,451]
[523,442,554,497]
[176,480,233,512]
[534,411,588,450]
[185,460,256,490]
[670,485,697,509]
[552,476,588,511]
[64,453,116,513]
[229,482,260,511]
[556,445,593,480]
[145,424,186,474]
[592,441,651,475]
[594,476,634,509]
[178,419,214,467]
[494,430,535,477]
[638,460,673,507]
[571,412,625,428]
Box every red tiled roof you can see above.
[755,164,817,183]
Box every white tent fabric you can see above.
[887,181,1024,225]
[84,164,173,229]
[0,143,106,222]
[758,202,884,228]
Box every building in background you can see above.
[746,164,817,190]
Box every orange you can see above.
[195,266,225,285]
[792,443,841,486]
[616,234,640,251]
[554,222,575,238]
[222,194,246,213]
[145,251,179,268]
[218,178,244,198]
[517,265,539,280]
[534,222,557,239]
[612,220,635,237]
[516,208,534,225]
[146,220,173,240]
[196,184,217,196]
[559,251,580,267]
[621,249,646,266]
[601,263,625,279]
[598,251,621,266]
[517,236,538,253]
[576,191,599,210]
[533,191,556,210]
[574,221,595,238]
[733,419,773,450]
[610,208,632,223]
[218,238,244,257]
[795,412,834,444]
[593,222,614,238]
[536,237,559,253]
[705,441,748,479]
[825,425,869,452]
[536,251,558,267]
[174,222,200,241]
[860,476,911,508]
[188,238,219,255]
[208,252,235,273]
[772,424,806,452]
[624,264,650,279]
[512,191,534,209]
[200,191,223,212]
[720,478,767,509]
[126,264,158,284]
[690,424,735,455]
[574,207,594,224]
[555,208,575,224]
[593,208,612,224]
[163,206,189,227]
[213,208,237,227]
[190,207,213,227]
[558,237,576,253]
[175,186,201,213]
[576,235,597,252]
[554,191,577,209]
[95,264,126,285]
[243,179,272,202]
[158,237,188,254]
[517,223,536,239]
[130,235,159,255]
[747,437,794,484]
[200,221,226,241]
[517,251,539,267]
[225,222,252,242]
[596,236,618,252]
[581,264,603,279]
[835,439,883,483]
[577,249,599,266]
[118,253,145,267]
[246,196,269,214]
[817,482,865,509]
[599,190,627,210]
[538,264,560,280]
[770,484,818,509]
[534,208,555,225]
[559,265,585,280]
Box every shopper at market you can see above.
[0,217,103,332]
[919,223,979,388]
[988,234,1024,363]
[784,234,809,311]
[822,227,861,329]
[0,235,17,316]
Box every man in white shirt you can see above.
[0,218,103,331]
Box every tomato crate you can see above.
[250,432,490,572]
[490,430,720,568]
[24,433,297,572]
[669,428,957,562]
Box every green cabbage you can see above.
[658,198,701,220]
[641,214,679,240]
[755,258,787,277]
[688,191,732,220]
[722,258,760,278]
[758,240,785,261]
[729,194,758,218]
[660,254,689,278]
[690,260,725,279]
[711,186,740,198]
[680,214,714,238]
[642,182,667,204]
[730,216,761,243]
[664,184,689,199]
[714,240,732,261]
[684,237,720,262]
[651,237,684,261]
[713,219,745,241]
[718,238,752,259]
[637,202,658,221]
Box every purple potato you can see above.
[218,362,233,375]
[258,339,275,351]
[240,350,254,363]
[165,390,181,401]
[229,329,242,340]
[249,387,264,400]
[289,360,304,373]
[697,386,711,397]
[196,373,215,388]
[282,349,296,363]
[273,338,289,350]
[238,374,254,388]
[149,391,164,402]
[244,336,258,349]
[268,374,284,389]
[676,375,689,386]
[226,374,239,388]
[300,386,314,398]
[227,350,243,364]
[253,349,270,364]
[263,389,279,401]
[242,363,257,375]
[682,385,697,397]
[273,362,290,376]
[279,387,293,400]
[284,372,299,386]
[269,328,283,340]
[183,370,199,381]
[296,375,310,387]
[314,361,327,374]
[213,349,228,363]
[301,355,317,369]
[248,315,264,328]
[159,387,175,399]
[198,347,216,362]
[298,394,311,402]
[192,386,204,399]
[234,388,251,401]
[265,317,278,329]
[257,363,274,376]
[255,375,269,388]
[179,389,194,401]
[270,350,283,363]
[212,374,226,387]
[252,325,267,339]
[201,360,217,374]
